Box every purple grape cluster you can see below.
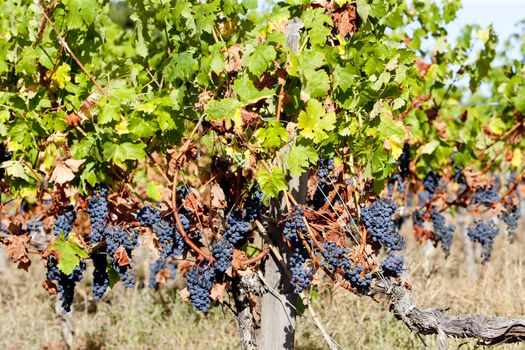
[243,183,264,223]
[344,264,372,291]
[137,206,186,258]
[46,256,86,312]
[381,253,404,276]
[149,258,177,289]
[388,174,406,197]
[467,220,500,263]
[423,171,441,194]
[288,248,313,293]
[471,185,500,207]
[430,210,455,258]
[91,253,109,300]
[53,205,76,240]
[87,185,110,243]
[223,210,251,246]
[361,198,405,251]
[282,206,307,245]
[211,241,234,273]
[177,185,190,200]
[320,242,350,273]
[186,266,216,312]
[499,197,521,242]
[106,226,139,288]
[398,143,410,178]
[412,209,425,228]
[313,158,335,209]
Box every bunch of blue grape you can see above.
[46,256,86,312]
[27,218,42,237]
[320,242,350,273]
[149,258,177,289]
[243,183,264,223]
[471,185,500,207]
[423,171,441,194]
[91,253,109,300]
[223,210,251,246]
[344,264,372,291]
[388,174,406,197]
[381,253,404,276]
[412,209,425,229]
[177,185,190,200]
[398,143,411,178]
[186,265,216,312]
[53,205,76,240]
[361,198,405,251]
[211,241,234,273]
[106,226,139,288]
[87,184,110,243]
[313,158,335,209]
[288,247,313,293]
[499,196,521,243]
[282,206,307,245]
[430,210,455,258]
[467,220,500,263]
[452,165,467,192]
[137,206,186,257]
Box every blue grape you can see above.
[313,158,335,209]
[388,174,406,197]
[320,242,350,273]
[243,183,264,223]
[46,256,86,312]
[423,171,441,194]
[223,210,251,246]
[0,222,7,236]
[211,241,234,273]
[149,258,177,289]
[398,143,411,178]
[186,265,215,312]
[430,210,455,258]
[467,220,499,263]
[137,206,185,258]
[288,247,313,293]
[106,226,138,288]
[27,219,42,238]
[87,186,109,243]
[343,264,372,292]
[282,206,307,245]
[53,205,76,240]
[471,185,500,207]
[499,196,521,243]
[381,253,404,276]
[91,253,109,300]
[361,198,405,251]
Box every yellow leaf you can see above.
[511,149,522,169]
[52,63,71,89]
[389,136,403,159]
[115,118,129,135]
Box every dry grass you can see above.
[1,224,524,350]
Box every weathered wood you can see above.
[234,272,263,350]
[381,280,525,345]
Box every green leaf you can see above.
[98,102,120,124]
[245,45,276,78]
[255,120,288,148]
[419,140,440,155]
[0,161,30,182]
[52,63,71,89]
[298,100,336,143]
[205,98,241,121]
[50,233,89,275]
[233,77,274,104]
[287,144,318,176]
[164,52,199,82]
[356,0,371,24]
[302,68,330,99]
[257,167,287,198]
[103,142,147,167]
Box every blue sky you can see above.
[448,0,525,47]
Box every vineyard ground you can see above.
[0,222,524,350]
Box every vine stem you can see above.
[38,6,109,98]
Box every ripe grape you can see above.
[313,158,335,209]
[282,206,307,245]
[223,210,251,246]
[149,258,177,289]
[87,185,109,243]
[423,171,442,194]
[243,183,264,223]
[471,185,500,207]
[46,256,86,312]
[361,198,405,251]
[137,206,185,258]
[106,226,138,288]
[27,218,42,239]
[91,253,109,300]
[381,253,404,276]
[430,210,455,258]
[499,196,521,243]
[53,205,76,240]
[186,265,215,312]
[398,143,411,178]
[211,241,234,273]
[388,173,406,196]
[344,264,372,292]
[467,220,499,263]
[320,242,350,273]
[288,247,313,293]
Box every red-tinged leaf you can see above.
[114,246,131,267]
[7,235,31,266]
[43,280,58,295]
[210,283,226,303]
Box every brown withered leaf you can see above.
[415,60,431,77]
[7,234,31,270]
[210,184,226,209]
[225,44,243,73]
[463,168,489,190]
[43,280,58,295]
[156,268,171,286]
[505,150,514,162]
[241,109,262,129]
[49,159,85,185]
[210,283,226,303]
[179,287,190,301]
[232,249,247,270]
[67,112,82,127]
[333,6,358,37]
[114,246,131,267]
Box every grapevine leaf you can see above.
[50,233,89,275]
[287,144,318,176]
[103,142,147,167]
[254,120,288,148]
[419,140,440,155]
[0,161,31,182]
[205,98,241,121]
[245,45,276,77]
[257,168,287,198]
[233,77,274,104]
[298,100,336,143]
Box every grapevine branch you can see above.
[379,280,525,345]
[38,6,109,98]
